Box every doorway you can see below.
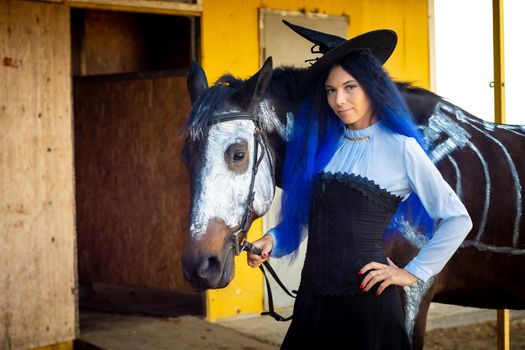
[71,8,203,318]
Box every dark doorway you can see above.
[71,8,203,319]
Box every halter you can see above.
[208,109,296,322]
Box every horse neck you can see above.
[262,67,306,188]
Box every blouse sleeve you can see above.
[266,226,284,257]
[402,137,473,282]
[266,223,305,258]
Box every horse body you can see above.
[384,87,525,347]
[181,61,525,348]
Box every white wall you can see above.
[433,0,525,125]
[503,0,525,125]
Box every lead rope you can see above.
[259,261,296,322]
[242,241,296,322]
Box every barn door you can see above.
[74,73,192,292]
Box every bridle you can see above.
[207,109,296,322]
[207,110,268,256]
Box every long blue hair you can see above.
[274,49,434,258]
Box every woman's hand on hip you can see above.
[358,257,418,295]
[247,233,274,268]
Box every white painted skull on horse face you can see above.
[181,59,279,290]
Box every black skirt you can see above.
[281,285,411,350]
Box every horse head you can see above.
[181,58,281,290]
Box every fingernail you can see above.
[357,270,363,275]
[376,291,380,296]
[359,284,364,289]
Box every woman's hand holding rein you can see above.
[247,233,274,267]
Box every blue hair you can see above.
[274,49,435,258]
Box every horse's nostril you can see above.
[197,254,221,280]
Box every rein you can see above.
[208,110,296,322]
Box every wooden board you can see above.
[74,73,192,291]
[0,1,76,349]
[67,0,202,16]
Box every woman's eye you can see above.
[345,84,357,91]
[233,152,245,162]
[326,88,335,95]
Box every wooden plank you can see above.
[493,0,506,124]
[497,309,510,350]
[67,0,202,16]
[493,1,509,348]
[74,75,192,291]
[0,1,76,349]
[31,340,74,350]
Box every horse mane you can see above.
[215,66,306,104]
[395,81,444,124]
[266,66,305,102]
[185,68,307,141]
[184,77,239,140]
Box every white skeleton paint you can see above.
[189,119,275,240]
[402,100,525,340]
[189,100,291,240]
[454,108,522,245]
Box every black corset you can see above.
[300,172,403,296]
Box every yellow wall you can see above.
[202,0,430,86]
[201,0,429,321]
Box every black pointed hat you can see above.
[282,20,397,85]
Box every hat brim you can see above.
[300,30,397,89]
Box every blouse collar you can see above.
[344,120,383,141]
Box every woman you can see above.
[248,26,473,349]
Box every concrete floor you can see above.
[78,283,525,349]
[79,304,525,349]
[80,312,278,350]
[217,304,525,347]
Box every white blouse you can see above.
[271,120,473,283]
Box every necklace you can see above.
[344,135,370,142]
[344,117,375,142]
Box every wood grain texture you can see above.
[74,74,192,291]
[0,1,76,349]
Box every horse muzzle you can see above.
[181,218,236,290]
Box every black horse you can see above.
[181,58,525,349]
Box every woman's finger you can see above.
[362,269,390,292]
[247,252,267,267]
[359,261,388,275]
[376,277,394,296]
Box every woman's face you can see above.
[325,65,374,129]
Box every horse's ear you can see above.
[187,61,208,104]
[236,57,273,110]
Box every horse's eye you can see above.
[225,141,249,173]
[233,151,245,163]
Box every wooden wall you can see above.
[0,1,76,349]
[74,74,192,291]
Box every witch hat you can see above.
[282,20,397,86]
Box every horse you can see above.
[180,58,525,349]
